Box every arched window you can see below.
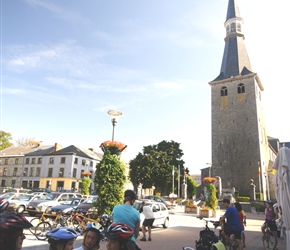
[226,25,230,35]
[221,86,228,96]
[237,83,245,94]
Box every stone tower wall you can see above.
[210,75,269,196]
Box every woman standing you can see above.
[234,202,246,247]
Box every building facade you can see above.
[0,143,102,193]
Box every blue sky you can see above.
[1,0,289,174]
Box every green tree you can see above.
[81,177,91,195]
[0,131,13,150]
[94,152,126,215]
[129,140,185,195]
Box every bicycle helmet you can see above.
[85,222,101,234]
[100,214,111,227]
[0,212,33,231]
[46,227,78,241]
[124,190,137,200]
[266,200,274,205]
[105,222,134,240]
[0,198,9,212]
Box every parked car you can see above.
[8,194,46,213]
[49,198,85,215]
[75,196,98,214]
[133,200,169,228]
[7,188,33,194]
[0,192,26,201]
[144,195,175,209]
[26,192,82,216]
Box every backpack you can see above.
[195,229,219,250]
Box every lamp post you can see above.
[108,110,122,141]
[178,165,180,198]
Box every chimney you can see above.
[54,143,63,152]
[88,148,94,152]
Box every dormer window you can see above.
[230,23,236,33]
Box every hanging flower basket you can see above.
[81,171,92,177]
[203,177,217,184]
[100,141,127,156]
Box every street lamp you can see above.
[108,110,122,141]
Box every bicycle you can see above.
[262,221,278,250]
[33,212,68,240]
[66,209,100,234]
[183,216,224,250]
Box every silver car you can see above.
[9,194,45,213]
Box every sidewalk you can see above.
[173,205,287,250]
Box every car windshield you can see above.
[43,193,60,200]
[61,199,79,205]
[84,197,97,204]
[0,192,15,198]
[19,195,34,201]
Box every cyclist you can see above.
[74,222,101,250]
[46,227,78,250]
[220,198,243,250]
[112,190,140,250]
[105,222,134,250]
[0,211,33,250]
[0,198,9,213]
[261,200,278,238]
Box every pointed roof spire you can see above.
[212,0,253,82]
[226,0,241,21]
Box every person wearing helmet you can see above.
[0,198,9,213]
[261,200,278,238]
[112,190,140,250]
[46,227,78,250]
[105,222,134,250]
[74,222,101,250]
[0,211,33,250]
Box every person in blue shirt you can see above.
[220,198,243,250]
[112,190,140,250]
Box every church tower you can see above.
[209,0,269,197]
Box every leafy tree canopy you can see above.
[187,175,198,197]
[129,140,187,195]
[0,131,13,150]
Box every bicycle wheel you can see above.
[29,218,40,235]
[263,230,278,250]
[35,222,52,240]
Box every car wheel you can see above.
[163,217,169,228]
[17,205,25,214]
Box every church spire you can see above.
[212,0,253,82]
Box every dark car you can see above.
[75,196,98,214]
[49,198,85,215]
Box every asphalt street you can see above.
[22,206,287,250]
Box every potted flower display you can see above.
[100,140,127,156]
[184,201,199,214]
[201,177,218,217]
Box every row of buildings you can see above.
[0,143,103,193]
